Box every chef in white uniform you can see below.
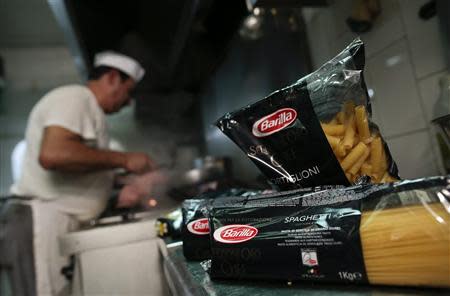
[8,51,153,295]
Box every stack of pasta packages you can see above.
[206,38,449,290]
[207,177,450,288]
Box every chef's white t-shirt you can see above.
[10,84,114,221]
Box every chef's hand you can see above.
[123,152,154,174]
[117,186,141,208]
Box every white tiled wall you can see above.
[366,39,428,137]
[303,0,447,179]
[418,70,449,122]
[388,130,438,179]
[357,0,404,58]
[398,0,447,78]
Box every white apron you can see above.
[28,200,79,296]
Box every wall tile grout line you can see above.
[397,4,443,174]
[365,35,406,61]
[384,127,430,141]
[416,68,448,83]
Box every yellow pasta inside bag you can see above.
[322,102,398,184]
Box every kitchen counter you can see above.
[158,239,446,296]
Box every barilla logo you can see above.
[252,108,297,137]
[213,224,258,244]
[187,218,210,235]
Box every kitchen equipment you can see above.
[168,156,232,199]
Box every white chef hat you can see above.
[94,51,145,82]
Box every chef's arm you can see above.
[39,126,153,173]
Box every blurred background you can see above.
[0,0,448,197]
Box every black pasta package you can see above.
[216,38,399,190]
[181,198,211,260]
[182,188,261,261]
[208,176,450,288]
[181,186,337,261]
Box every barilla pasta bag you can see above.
[208,175,450,287]
[182,187,327,261]
[216,38,399,190]
[182,188,262,261]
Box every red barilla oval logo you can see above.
[213,224,258,244]
[187,218,210,235]
[252,108,297,137]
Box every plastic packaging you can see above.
[208,176,450,288]
[182,188,262,260]
[181,187,336,260]
[216,38,399,190]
